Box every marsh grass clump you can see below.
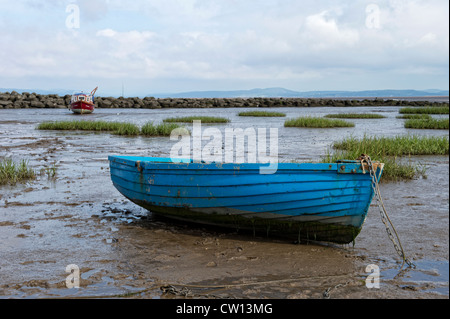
[399,106,449,115]
[404,118,449,130]
[322,150,426,181]
[111,123,140,136]
[332,135,449,156]
[238,111,286,117]
[0,158,36,185]
[284,116,354,128]
[325,135,449,181]
[141,122,188,137]
[37,120,112,131]
[36,120,191,137]
[163,116,229,123]
[396,114,432,120]
[37,120,140,136]
[324,113,386,119]
[40,164,57,180]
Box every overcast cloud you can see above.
[0,0,448,96]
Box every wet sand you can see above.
[0,107,448,299]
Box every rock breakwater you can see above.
[0,91,448,109]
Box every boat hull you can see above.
[70,101,94,114]
[108,156,383,244]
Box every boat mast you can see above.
[90,86,98,96]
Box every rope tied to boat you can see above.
[359,154,416,270]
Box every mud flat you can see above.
[0,107,448,299]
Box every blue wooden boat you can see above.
[108,156,384,244]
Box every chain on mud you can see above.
[359,154,416,270]
[323,280,352,299]
[161,285,194,297]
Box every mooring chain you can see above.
[360,155,415,270]
[323,280,351,299]
[160,285,193,297]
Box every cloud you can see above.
[303,11,360,50]
[0,0,448,94]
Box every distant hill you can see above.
[2,87,448,99]
[150,88,449,98]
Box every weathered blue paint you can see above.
[108,156,383,244]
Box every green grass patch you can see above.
[284,116,354,128]
[40,164,58,180]
[326,135,449,181]
[404,118,449,130]
[141,122,188,137]
[399,106,449,114]
[111,123,140,136]
[323,151,426,182]
[0,158,36,185]
[332,135,449,156]
[163,116,229,123]
[396,114,432,120]
[238,111,286,117]
[36,120,193,137]
[37,120,140,136]
[36,120,189,137]
[324,113,386,119]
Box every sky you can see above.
[0,0,448,97]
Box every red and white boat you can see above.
[69,87,98,114]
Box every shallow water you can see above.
[0,106,448,299]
